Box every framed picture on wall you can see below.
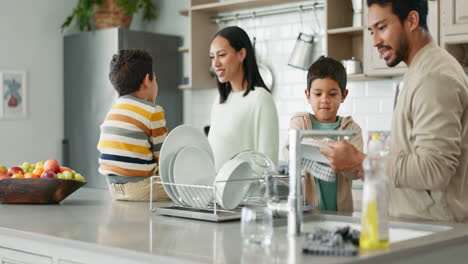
[1,71,27,119]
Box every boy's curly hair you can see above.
[307,56,347,94]
[109,49,154,96]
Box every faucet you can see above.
[268,129,357,236]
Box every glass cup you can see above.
[241,206,273,246]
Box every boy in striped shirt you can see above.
[97,49,169,201]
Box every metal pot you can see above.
[288,33,316,70]
[341,57,362,75]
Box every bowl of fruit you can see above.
[0,159,86,204]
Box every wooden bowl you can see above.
[0,178,86,204]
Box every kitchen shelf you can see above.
[327,26,364,36]
[190,0,307,13]
[347,74,385,81]
[179,8,189,16]
[178,84,192,89]
[178,47,189,53]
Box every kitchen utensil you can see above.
[288,33,316,70]
[351,0,363,27]
[173,145,216,208]
[215,158,255,210]
[341,57,362,75]
[159,125,214,204]
[0,178,86,204]
[288,5,321,70]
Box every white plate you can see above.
[160,125,213,204]
[215,159,255,210]
[301,138,331,164]
[173,146,216,208]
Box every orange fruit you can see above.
[11,173,24,178]
[25,172,39,178]
[33,168,44,175]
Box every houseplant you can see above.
[61,0,156,32]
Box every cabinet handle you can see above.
[458,15,468,21]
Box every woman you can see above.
[208,26,279,171]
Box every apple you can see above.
[74,173,85,182]
[40,170,56,179]
[0,165,7,174]
[0,173,9,179]
[22,162,31,171]
[56,173,66,179]
[43,159,60,173]
[8,166,24,177]
[59,166,72,173]
[62,171,73,180]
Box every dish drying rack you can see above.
[150,175,289,222]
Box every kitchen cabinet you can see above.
[441,0,468,36]
[441,0,468,73]
[364,0,439,77]
[0,247,52,264]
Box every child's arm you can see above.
[149,106,168,175]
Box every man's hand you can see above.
[319,140,366,176]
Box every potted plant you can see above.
[61,0,156,32]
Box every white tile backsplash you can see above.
[184,1,399,157]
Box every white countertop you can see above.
[1,187,468,264]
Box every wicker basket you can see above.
[93,0,132,29]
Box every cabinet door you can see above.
[442,0,468,36]
[428,0,439,44]
[0,247,51,264]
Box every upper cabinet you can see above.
[441,0,468,36]
[364,0,439,77]
[441,0,468,73]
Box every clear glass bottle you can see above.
[359,150,390,250]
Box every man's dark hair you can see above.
[109,49,154,96]
[212,26,269,104]
[307,56,347,94]
[367,0,428,32]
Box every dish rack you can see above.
[149,175,287,222]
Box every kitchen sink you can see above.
[275,213,452,244]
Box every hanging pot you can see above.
[288,33,315,70]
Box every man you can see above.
[320,0,468,222]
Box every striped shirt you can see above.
[97,94,167,182]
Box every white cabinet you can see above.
[0,247,51,264]
[441,0,468,36]
[441,0,468,73]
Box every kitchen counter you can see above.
[0,188,468,264]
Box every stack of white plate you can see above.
[159,125,216,208]
[160,125,256,210]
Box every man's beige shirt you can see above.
[388,41,468,222]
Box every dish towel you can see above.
[302,159,336,182]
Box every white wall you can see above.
[0,0,77,167]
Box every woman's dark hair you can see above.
[307,56,347,94]
[212,26,269,104]
[367,0,428,32]
[109,49,154,96]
